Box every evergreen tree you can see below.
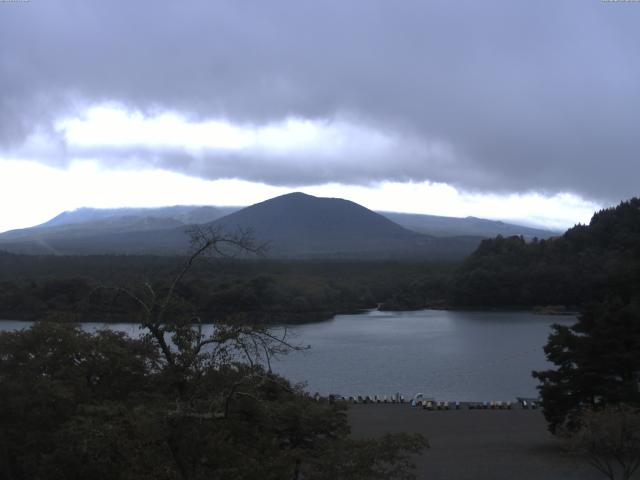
[533,297,640,433]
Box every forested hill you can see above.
[450,198,640,308]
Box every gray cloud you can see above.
[59,141,467,188]
[1,0,639,202]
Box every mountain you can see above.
[206,192,480,258]
[213,192,414,251]
[0,193,482,259]
[379,212,558,239]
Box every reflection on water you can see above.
[0,309,574,401]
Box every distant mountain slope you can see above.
[37,206,228,229]
[2,216,183,242]
[0,193,482,259]
[0,206,234,244]
[0,205,229,255]
[379,211,558,239]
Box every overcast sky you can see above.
[1,0,638,233]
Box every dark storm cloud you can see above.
[1,0,639,201]
[65,139,473,188]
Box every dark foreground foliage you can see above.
[0,322,425,480]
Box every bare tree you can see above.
[93,225,305,392]
[569,405,640,480]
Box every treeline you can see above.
[0,253,454,323]
[449,198,640,308]
[374,198,640,311]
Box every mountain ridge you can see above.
[3,198,557,239]
[0,192,559,259]
[379,211,557,239]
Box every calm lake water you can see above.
[0,309,575,401]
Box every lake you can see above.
[0,309,574,401]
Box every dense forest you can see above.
[449,198,640,309]
[0,252,453,323]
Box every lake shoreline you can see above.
[381,304,580,317]
[0,305,578,325]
